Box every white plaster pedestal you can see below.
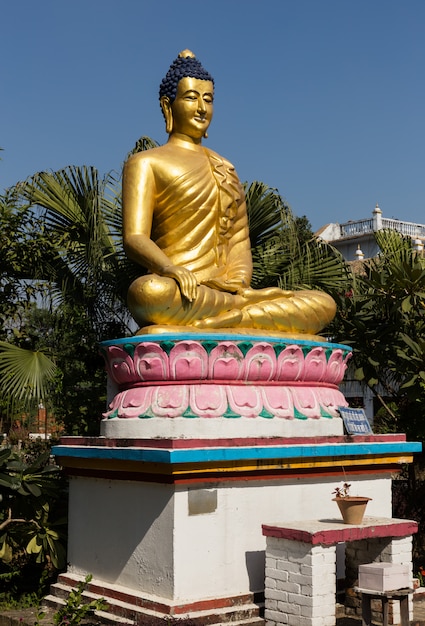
[262,517,418,626]
[47,334,421,625]
[47,438,419,626]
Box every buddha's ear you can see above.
[160,96,173,134]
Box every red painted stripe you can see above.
[262,520,418,544]
[58,433,407,449]
[58,573,256,615]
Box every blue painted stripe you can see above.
[52,441,421,465]
[99,333,350,352]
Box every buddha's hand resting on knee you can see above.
[161,265,198,302]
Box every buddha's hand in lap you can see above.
[240,286,295,301]
[161,265,198,302]
[201,278,247,294]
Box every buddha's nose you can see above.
[198,98,206,112]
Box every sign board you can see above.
[338,406,373,435]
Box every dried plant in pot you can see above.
[332,482,371,525]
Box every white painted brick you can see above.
[287,592,310,607]
[300,585,313,597]
[266,557,277,570]
[267,536,285,549]
[265,608,286,624]
[282,581,300,594]
[323,550,337,564]
[289,572,312,586]
[265,576,277,589]
[288,553,313,565]
[294,594,333,609]
[278,560,302,574]
[275,580,290,594]
[312,581,336,595]
[266,599,278,611]
[304,602,334,617]
[265,589,288,603]
[276,558,292,572]
[310,565,334,580]
[267,543,289,560]
[284,539,310,554]
[277,600,300,616]
[310,553,327,566]
[288,614,318,626]
[300,564,313,576]
[294,595,315,608]
[265,567,290,582]
[274,538,297,552]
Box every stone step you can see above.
[45,581,262,626]
[43,594,134,626]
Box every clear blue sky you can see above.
[2,0,424,230]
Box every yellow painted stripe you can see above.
[58,453,412,476]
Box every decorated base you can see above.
[100,333,352,439]
[48,334,421,626]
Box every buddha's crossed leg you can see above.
[127,275,336,335]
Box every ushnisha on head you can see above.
[159,50,215,139]
[159,49,214,103]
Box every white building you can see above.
[317,204,425,261]
[318,205,425,423]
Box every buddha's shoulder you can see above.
[204,147,235,170]
[124,144,237,174]
[124,144,171,168]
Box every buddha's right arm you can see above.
[122,155,198,302]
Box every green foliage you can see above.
[0,563,52,609]
[0,341,57,417]
[1,138,350,436]
[53,575,107,626]
[1,163,133,434]
[0,189,52,346]
[332,229,425,440]
[14,166,132,328]
[245,181,350,298]
[0,444,67,573]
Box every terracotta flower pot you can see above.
[333,496,371,525]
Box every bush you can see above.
[0,440,67,608]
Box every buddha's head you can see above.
[159,50,215,140]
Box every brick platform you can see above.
[262,518,417,626]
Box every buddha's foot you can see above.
[193,308,243,329]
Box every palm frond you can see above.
[244,181,294,249]
[0,341,57,413]
[279,239,351,293]
[13,166,129,329]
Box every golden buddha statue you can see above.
[122,50,336,336]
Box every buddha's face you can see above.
[169,76,214,140]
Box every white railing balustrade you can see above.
[340,219,374,237]
[339,217,425,239]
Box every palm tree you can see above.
[0,341,57,421]
[2,138,349,430]
[333,228,425,433]
[245,180,350,297]
[14,165,135,337]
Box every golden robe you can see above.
[122,143,336,335]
